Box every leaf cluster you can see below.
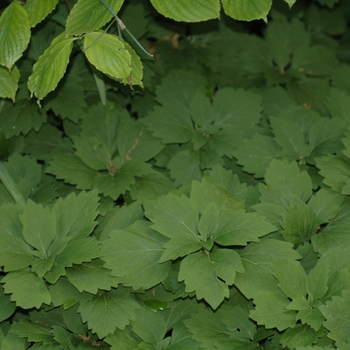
[1,0,350,349]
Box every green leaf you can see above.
[280,324,321,349]
[66,0,124,36]
[259,159,313,208]
[250,291,296,331]
[0,286,16,322]
[316,155,350,193]
[124,42,144,88]
[24,124,73,162]
[0,65,20,102]
[0,98,46,138]
[307,188,343,225]
[0,1,30,69]
[24,0,59,27]
[105,327,140,350]
[149,0,220,22]
[51,190,99,239]
[281,205,318,246]
[78,288,140,338]
[84,32,131,84]
[214,210,276,246]
[1,269,51,309]
[65,259,120,294]
[221,0,272,21]
[233,134,281,178]
[273,256,307,300]
[178,250,231,309]
[320,290,350,345]
[144,193,202,262]
[235,239,301,299]
[20,200,56,257]
[28,33,75,102]
[101,221,171,290]
[47,153,96,190]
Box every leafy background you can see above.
[1,0,350,349]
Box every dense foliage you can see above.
[1,0,350,349]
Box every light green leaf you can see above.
[84,32,131,84]
[78,288,140,338]
[221,0,272,21]
[123,42,143,88]
[144,193,202,262]
[0,1,30,69]
[250,291,296,331]
[101,221,171,289]
[66,0,124,35]
[0,65,20,102]
[20,200,56,257]
[66,259,120,294]
[281,205,318,246]
[149,0,220,22]
[1,269,51,309]
[178,250,230,309]
[28,33,75,102]
[24,0,59,27]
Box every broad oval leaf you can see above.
[150,0,220,22]
[124,42,143,88]
[0,1,30,69]
[66,0,124,36]
[84,32,131,83]
[221,0,272,21]
[24,0,59,28]
[0,65,20,102]
[28,33,75,102]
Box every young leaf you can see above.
[78,288,140,338]
[0,65,20,102]
[149,0,220,22]
[1,269,51,309]
[221,0,272,21]
[24,0,59,28]
[28,33,75,102]
[84,32,131,84]
[144,193,202,262]
[0,1,30,69]
[101,221,171,290]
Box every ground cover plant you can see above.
[1,0,350,348]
